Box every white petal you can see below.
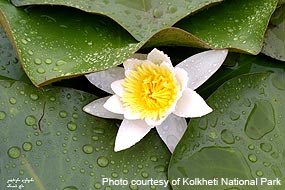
[124,108,140,120]
[123,58,143,76]
[86,67,125,94]
[175,49,228,90]
[145,116,168,127]
[103,95,124,114]
[114,119,152,152]
[147,48,172,67]
[173,88,212,118]
[156,114,187,153]
[83,97,124,120]
[174,67,189,91]
[111,79,124,97]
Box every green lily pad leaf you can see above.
[0,80,171,190]
[144,27,211,49]
[262,5,285,61]
[0,0,143,87]
[169,73,285,190]
[11,0,223,41]
[175,0,278,54]
[0,25,28,81]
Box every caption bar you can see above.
[102,177,281,187]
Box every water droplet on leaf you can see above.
[82,144,94,154]
[22,142,32,151]
[7,146,21,159]
[97,156,109,167]
[245,100,275,140]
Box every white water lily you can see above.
[83,49,228,153]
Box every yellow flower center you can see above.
[122,63,179,121]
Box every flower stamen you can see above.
[122,63,179,121]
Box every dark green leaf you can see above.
[0,26,28,81]
[175,0,278,54]
[170,73,285,190]
[0,0,143,87]
[0,80,171,190]
[11,0,223,41]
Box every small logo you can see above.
[6,177,34,189]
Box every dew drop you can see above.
[92,135,99,141]
[59,111,67,118]
[72,113,78,119]
[62,186,78,190]
[97,156,109,167]
[45,59,52,64]
[94,183,101,189]
[0,111,6,120]
[129,184,138,190]
[93,128,105,134]
[271,151,279,159]
[123,169,129,174]
[50,97,56,102]
[245,100,275,140]
[30,93,39,100]
[153,9,163,18]
[221,129,235,144]
[256,170,263,177]
[230,111,240,121]
[21,39,27,44]
[7,146,21,159]
[82,144,94,154]
[36,140,42,146]
[19,170,24,175]
[25,115,37,126]
[9,97,17,104]
[28,50,33,55]
[67,121,77,131]
[271,165,282,178]
[34,58,42,65]
[167,5,177,13]
[22,142,32,151]
[154,165,166,172]
[112,172,118,178]
[248,144,255,150]
[260,142,272,152]
[248,154,257,163]
[37,68,46,74]
[141,171,149,178]
[150,156,158,162]
[56,60,67,66]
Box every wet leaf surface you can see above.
[169,73,285,190]
[11,0,223,41]
[0,0,142,87]
[175,0,278,54]
[0,26,28,81]
[0,80,171,190]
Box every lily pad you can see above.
[0,80,171,190]
[175,0,278,54]
[11,0,223,41]
[0,0,142,87]
[0,26,27,81]
[262,4,285,61]
[169,73,285,190]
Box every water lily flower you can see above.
[83,49,228,153]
